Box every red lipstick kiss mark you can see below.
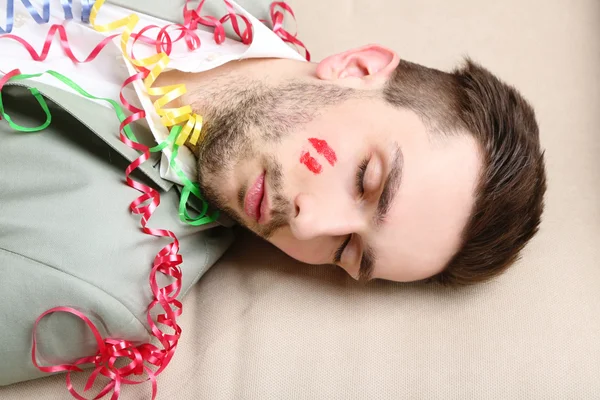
[300,151,322,174]
[308,138,337,166]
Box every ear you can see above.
[316,44,400,87]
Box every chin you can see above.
[199,173,235,207]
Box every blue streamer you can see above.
[60,0,73,20]
[0,0,96,33]
[1,0,16,33]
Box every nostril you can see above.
[293,193,306,218]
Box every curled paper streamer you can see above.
[184,0,309,60]
[219,0,254,44]
[32,307,162,400]
[88,0,203,143]
[183,0,253,45]
[0,69,51,130]
[0,0,95,34]
[0,68,182,400]
[0,22,201,63]
[268,2,311,61]
[0,1,310,397]
[0,49,212,400]
[0,24,119,62]
[0,0,221,396]
[88,1,215,225]
[0,66,196,400]
[87,0,213,225]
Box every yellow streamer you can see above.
[176,114,204,146]
[189,115,204,145]
[89,0,204,146]
[90,0,162,67]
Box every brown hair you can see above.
[384,59,547,285]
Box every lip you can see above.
[258,179,271,225]
[244,172,271,224]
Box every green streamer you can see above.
[0,85,51,132]
[0,70,218,226]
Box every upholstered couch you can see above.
[1,0,598,398]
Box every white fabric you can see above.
[0,0,305,184]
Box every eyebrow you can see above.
[357,244,376,283]
[374,145,404,227]
[357,145,404,282]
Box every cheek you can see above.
[307,138,337,166]
[269,228,335,265]
[299,151,323,174]
[298,138,339,175]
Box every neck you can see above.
[153,58,316,111]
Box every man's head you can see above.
[178,44,546,285]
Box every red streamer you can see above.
[25,68,184,398]
[268,2,310,61]
[32,307,159,400]
[0,24,119,63]
[0,20,184,400]
[183,0,226,45]
[0,22,201,63]
[0,69,22,121]
[0,1,311,398]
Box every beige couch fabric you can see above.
[1,0,599,398]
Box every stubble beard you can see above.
[189,77,356,239]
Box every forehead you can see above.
[371,131,481,282]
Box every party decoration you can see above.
[0,0,95,34]
[0,1,309,397]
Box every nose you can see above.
[290,193,364,241]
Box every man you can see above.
[157,47,547,285]
[3,0,547,287]
[0,0,545,386]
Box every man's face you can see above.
[194,45,481,283]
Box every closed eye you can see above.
[334,235,352,264]
[335,158,369,264]
[356,157,369,196]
